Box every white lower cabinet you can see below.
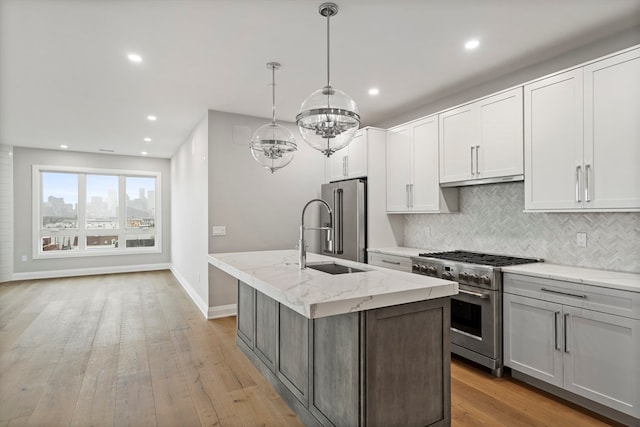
[367,252,412,272]
[504,273,640,421]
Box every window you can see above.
[33,165,161,258]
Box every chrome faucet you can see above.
[298,198,334,269]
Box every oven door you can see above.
[450,284,500,360]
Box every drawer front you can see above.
[368,252,412,272]
[504,273,640,320]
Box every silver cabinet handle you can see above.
[575,165,582,202]
[470,146,475,175]
[409,183,414,208]
[382,259,401,265]
[541,287,587,299]
[475,145,480,175]
[342,156,347,176]
[564,313,570,353]
[405,184,410,208]
[458,289,489,299]
[554,311,561,351]
[585,164,591,202]
[345,156,349,177]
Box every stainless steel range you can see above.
[411,250,540,377]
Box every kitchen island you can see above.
[208,250,458,427]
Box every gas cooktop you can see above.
[417,250,540,267]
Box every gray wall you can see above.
[13,147,171,274]
[404,182,640,274]
[207,110,324,308]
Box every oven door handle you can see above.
[457,289,490,299]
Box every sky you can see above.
[42,172,155,204]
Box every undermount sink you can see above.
[306,262,367,275]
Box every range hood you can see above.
[439,174,524,188]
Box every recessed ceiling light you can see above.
[127,53,142,63]
[368,88,380,96]
[141,151,148,156]
[144,137,152,142]
[465,39,480,50]
[60,144,68,149]
[147,115,157,121]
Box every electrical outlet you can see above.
[21,255,27,262]
[576,232,587,248]
[212,226,226,236]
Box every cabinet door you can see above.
[563,306,640,418]
[310,313,360,427]
[255,291,277,372]
[237,281,255,348]
[524,69,584,210]
[327,152,346,182]
[346,131,367,178]
[412,116,441,211]
[584,48,640,209]
[277,304,309,405]
[503,293,563,387]
[386,125,412,212]
[477,88,524,179]
[439,104,475,183]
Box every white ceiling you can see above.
[1,0,639,158]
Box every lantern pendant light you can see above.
[296,2,360,157]
[250,62,297,173]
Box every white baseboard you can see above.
[12,263,170,281]
[208,304,237,319]
[169,265,209,318]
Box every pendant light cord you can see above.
[271,65,276,123]
[326,12,331,88]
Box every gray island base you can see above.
[237,281,451,427]
[208,250,457,427]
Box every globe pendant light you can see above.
[250,62,297,173]
[296,2,360,158]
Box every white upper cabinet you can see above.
[326,130,367,182]
[525,47,640,211]
[386,116,458,213]
[583,48,640,209]
[439,87,524,185]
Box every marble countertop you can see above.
[502,263,640,293]
[208,250,458,319]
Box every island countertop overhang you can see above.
[208,249,458,319]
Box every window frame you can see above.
[32,165,162,259]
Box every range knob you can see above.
[459,272,469,281]
[412,264,421,272]
[480,275,491,286]
[470,273,480,284]
[442,271,455,280]
[427,266,438,275]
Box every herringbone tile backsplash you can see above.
[404,182,640,273]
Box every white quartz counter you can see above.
[208,250,458,319]
[502,263,640,293]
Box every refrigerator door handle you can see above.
[333,188,344,254]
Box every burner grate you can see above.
[417,250,539,267]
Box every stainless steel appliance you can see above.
[320,179,366,263]
[411,250,540,377]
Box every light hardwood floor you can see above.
[0,271,624,427]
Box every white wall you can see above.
[207,110,325,312]
[12,147,171,278]
[0,145,14,282]
[170,115,210,316]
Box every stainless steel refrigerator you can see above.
[320,178,367,263]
